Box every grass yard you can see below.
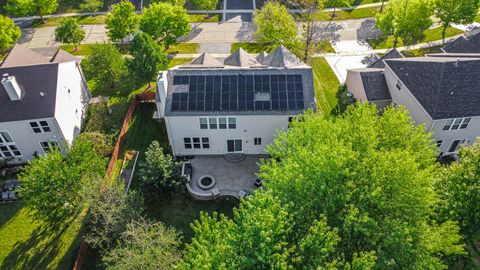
[401,45,443,57]
[168,57,193,68]
[32,15,106,28]
[165,43,199,54]
[189,14,221,23]
[0,203,87,270]
[59,43,198,56]
[231,41,335,54]
[308,57,340,115]
[317,6,380,20]
[367,26,463,49]
[59,44,104,56]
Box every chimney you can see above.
[1,74,23,101]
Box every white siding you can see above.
[54,62,88,143]
[165,115,292,156]
[429,117,480,155]
[345,70,368,101]
[0,118,64,164]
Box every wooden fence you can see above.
[73,91,156,270]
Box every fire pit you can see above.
[198,175,216,190]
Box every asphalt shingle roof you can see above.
[359,69,391,101]
[368,48,404,69]
[442,32,480,53]
[385,57,480,119]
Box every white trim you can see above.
[0,130,23,158]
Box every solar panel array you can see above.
[171,74,305,111]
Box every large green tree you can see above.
[6,0,33,17]
[253,2,299,49]
[79,0,103,12]
[376,0,433,48]
[18,133,108,224]
[35,0,58,21]
[326,0,350,19]
[180,104,465,269]
[54,18,86,51]
[191,0,218,17]
[434,0,480,44]
[435,142,480,267]
[105,1,139,45]
[129,33,169,87]
[82,44,127,89]
[139,2,190,48]
[0,15,21,53]
[103,218,182,270]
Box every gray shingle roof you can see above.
[224,48,260,67]
[359,69,391,101]
[185,52,224,68]
[442,32,480,53]
[51,49,79,63]
[0,64,59,122]
[368,48,404,69]
[256,52,269,63]
[385,57,480,119]
[0,45,50,68]
[262,46,305,67]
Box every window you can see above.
[254,138,262,145]
[395,80,402,91]
[219,118,227,129]
[443,118,472,131]
[29,121,51,133]
[228,117,236,129]
[193,137,201,149]
[40,141,58,153]
[202,138,210,149]
[0,131,22,158]
[227,139,242,153]
[209,118,217,129]
[184,138,192,149]
[436,140,443,147]
[448,139,466,153]
[199,118,208,129]
[460,118,471,129]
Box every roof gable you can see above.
[186,52,224,68]
[263,46,305,67]
[368,48,404,69]
[1,44,50,68]
[224,48,260,67]
[51,49,79,63]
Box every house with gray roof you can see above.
[442,31,480,54]
[0,45,90,164]
[155,46,316,157]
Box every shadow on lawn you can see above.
[0,203,21,229]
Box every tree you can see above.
[326,0,350,20]
[376,0,433,48]
[129,33,169,87]
[253,2,299,50]
[0,15,21,53]
[6,0,33,17]
[139,2,191,48]
[191,0,218,18]
[82,44,127,88]
[434,0,480,44]
[18,133,108,224]
[54,18,86,51]
[85,179,142,252]
[79,0,103,12]
[103,218,182,270]
[35,0,58,22]
[105,1,139,45]
[137,140,183,193]
[181,104,465,269]
[435,142,480,266]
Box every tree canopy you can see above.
[54,18,86,50]
[179,104,465,269]
[35,0,58,20]
[82,44,127,89]
[79,0,103,12]
[376,0,433,47]
[129,33,169,86]
[191,0,218,16]
[434,0,480,44]
[105,1,139,44]
[18,133,108,224]
[139,2,191,48]
[253,2,299,49]
[6,0,34,17]
[0,15,21,53]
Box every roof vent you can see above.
[1,74,23,101]
[40,92,45,97]
[455,58,459,67]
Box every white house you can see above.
[155,46,316,157]
[0,45,90,164]
[345,48,480,156]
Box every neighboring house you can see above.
[345,49,404,109]
[442,30,480,53]
[155,46,316,157]
[0,45,90,164]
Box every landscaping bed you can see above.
[367,26,463,49]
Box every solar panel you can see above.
[170,74,306,112]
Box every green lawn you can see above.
[367,26,463,49]
[189,14,220,23]
[308,57,340,115]
[0,203,87,270]
[165,43,199,54]
[231,41,335,54]
[59,43,198,56]
[317,6,380,20]
[168,57,193,68]
[59,44,104,56]
[401,45,443,57]
[32,15,106,28]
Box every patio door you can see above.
[227,139,242,153]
